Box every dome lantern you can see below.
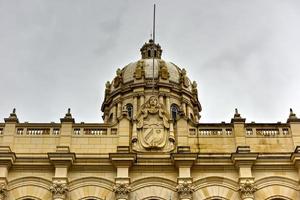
[140,39,162,59]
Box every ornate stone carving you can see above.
[0,183,7,200]
[192,81,198,95]
[239,179,257,199]
[180,68,190,88]
[113,183,131,200]
[50,182,69,200]
[132,96,175,152]
[134,61,145,80]
[176,181,194,200]
[159,60,169,80]
[113,68,123,88]
[105,81,111,96]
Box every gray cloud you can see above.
[0,0,300,123]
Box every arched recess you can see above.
[131,177,177,200]
[142,197,167,200]
[16,197,41,200]
[193,176,239,200]
[8,176,52,200]
[255,176,299,200]
[69,177,114,200]
[265,196,292,200]
[79,197,103,200]
[203,197,229,200]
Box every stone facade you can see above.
[0,40,300,200]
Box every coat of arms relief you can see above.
[132,96,175,152]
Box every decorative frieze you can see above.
[176,181,194,200]
[113,183,131,200]
[239,179,257,200]
[50,182,69,200]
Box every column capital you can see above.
[239,178,257,200]
[113,182,131,200]
[176,179,195,200]
[50,181,69,200]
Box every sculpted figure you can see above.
[113,68,123,88]
[192,81,198,95]
[134,61,145,80]
[159,61,169,80]
[105,81,111,96]
[180,68,190,87]
[136,96,169,129]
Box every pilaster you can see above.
[287,109,300,148]
[0,146,16,200]
[290,146,300,183]
[59,109,75,146]
[231,109,246,147]
[172,147,197,200]
[110,146,136,200]
[231,146,258,200]
[3,109,19,148]
[48,146,75,200]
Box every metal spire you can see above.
[152,4,156,93]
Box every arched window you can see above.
[126,103,133,118]
[170,104,180,121]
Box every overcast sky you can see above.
[0,0,300,123]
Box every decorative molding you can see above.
[176,181,194,200]
[50,182,69,200]
[239,179,257,199]
[113,183,131,200]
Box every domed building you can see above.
[0,40,300,200]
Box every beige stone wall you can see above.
[1,112,300,200]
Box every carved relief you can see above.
[50,182,69,200]
[176,181,194,200]
[113,183,131,200]
[239,179,257,199]
[159,60,169,80]
[0,183,7,200]
[180,68,190,88]
[132,96,175,152]
[113,68,123,88]
[134,61,145,80]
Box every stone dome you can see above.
[102,39,201,123]
[109,39,193,92]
